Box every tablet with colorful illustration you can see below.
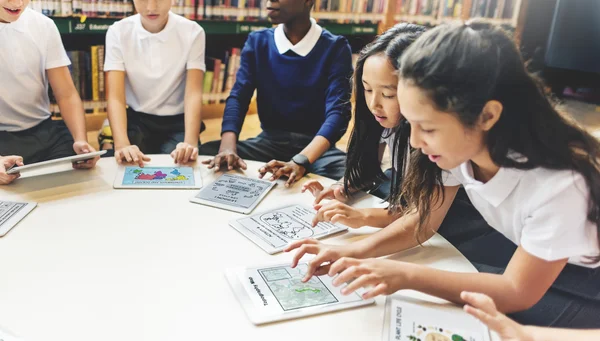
[113,166,202,189]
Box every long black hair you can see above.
[394,22,600,262]
[345,23,426,197]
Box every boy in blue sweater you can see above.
[200,0,352,185]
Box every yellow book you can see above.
[90,45,99,101]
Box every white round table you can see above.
[0,155,479,341]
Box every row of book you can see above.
[395,0,518,20]
[31,0,384,22]
[49,46,244,116]
[470,0,517,19]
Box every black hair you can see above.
[345,23,426,198]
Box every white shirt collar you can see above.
[459,161,524,208]
[135,11,175,42]
[274,18,322,57]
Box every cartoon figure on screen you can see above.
[260,212,314,239]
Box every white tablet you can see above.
[0,201,37,237]
[6,150,106,175]
[189,174,276,214]
[0,326,23,341]
[225,262,375,325]
[229,204,348,254]
[113,166,202,189]
[381,296,491,341]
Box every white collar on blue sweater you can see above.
[274,18,323,57]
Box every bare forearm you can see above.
[362,208,401,228]
[408,267,529,313]
[184,93,202,145]
[355,186,458,258]
[107,99,130,148]
[299,136,330,163]
[354,212,426,258]
[526,326,600,341]
[57,93,87,142]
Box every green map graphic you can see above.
[259,265,338,311]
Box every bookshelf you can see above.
[381,0,528,37]
[40,0,528,134]
[51,16,379,36]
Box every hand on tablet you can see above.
[0,155,24,185]
[312,201,367,228]
[171,142,198,164]
[258,160,305,187]
[328,257,412,299]
[115,144,151,167]
[302,180,349,205]
[72,141,100,169]
[284,239,356,282]
[202,149,247,171]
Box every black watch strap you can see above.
[291,154,311,172]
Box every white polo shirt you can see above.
[104,12,206,116]
[0,8,71,132]
[449,160,600,268]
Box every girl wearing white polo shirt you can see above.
[287,22,600,328]
[105,0,206,166]
[0,2,99,174]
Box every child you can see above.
[200,0,353,185]
[0,1,99,173]
[301,23,426,229]
[104,0,206,166]
[287,22,600,328]
[462,292,600,341]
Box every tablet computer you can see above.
[189,174,276,214]
[225,262,375,325]
[0,201,37,237]
[229,204,348,254]
[6,150,106,174]
[381,296,491,341]
[113,166,202,189]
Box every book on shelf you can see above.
[49,45,242,116]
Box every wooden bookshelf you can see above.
[381,0,527,34]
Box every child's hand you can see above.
[284,238,357,282]
[115,144,150,167]
[312,201,367,228]
[302,180,348,204]
[202,149,247,171]
[72,141,100,169]
[0,155,24,185]
[328,257,412,299]
[461,292,534,341]
[258,160,305,187]
[171,142,198,164]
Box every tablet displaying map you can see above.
[229,205,348,254]
[258,264,338,311]
[114,166,202,189]
[225,262,375,325]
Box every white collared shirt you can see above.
[0,8,71,131]
[273,18,323,57]
[449,161,600,268]
[104,12,206,116]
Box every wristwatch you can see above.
[291,154,311,171]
